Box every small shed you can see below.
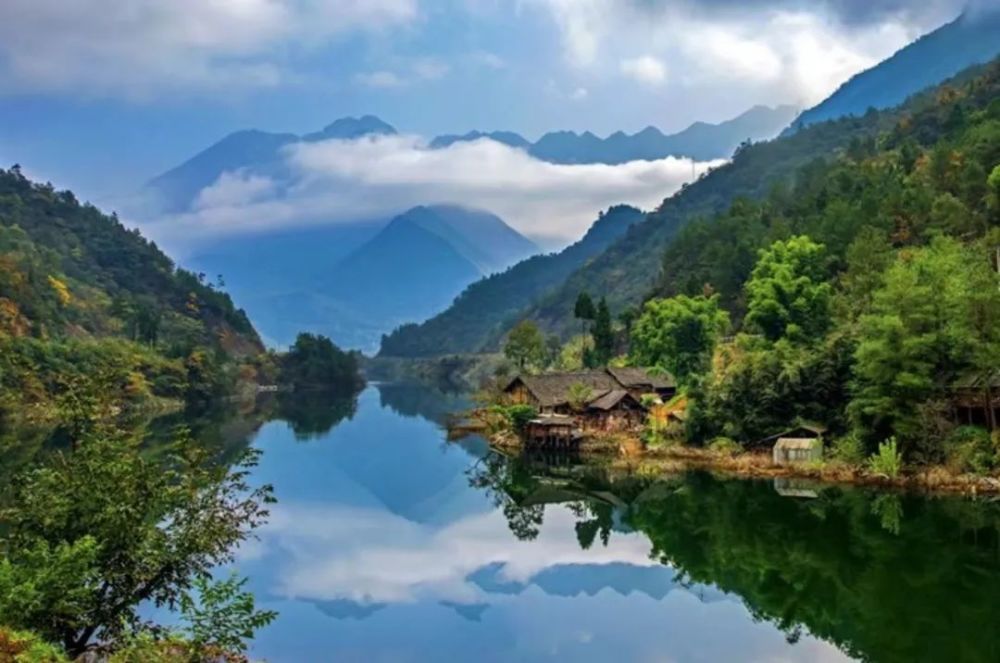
[586,389,645,430]
[773,438,823,465]
[524,414,579,449]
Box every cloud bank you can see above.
[0,0,417,96]
[144,134,722,250]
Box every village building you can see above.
[950,370,1000,431]
[756,424,827,465]
[503,367,677,447]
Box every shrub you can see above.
[867,437,902,478]
[0,628,67,662]
[830,433,866,465]
[944,426,996,475]
[708,437,741,456]
[486,404,538,435]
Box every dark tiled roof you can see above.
[588,389,632,411]
[606,366,676,390]
[505,371,618,408]
[952,370,1000,390]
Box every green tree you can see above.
[745,236,832,343]
[574,291,596,341]
[592,298,614,366]
[0,431,275,657]
[850,237,1000,450]
[279,333,363,393]
[504,320,546,371]
[630,294,729,385]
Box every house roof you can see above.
[952,370,1000,390]
[606,366,676,390]
[505,371,619,408]
[774,437,822,450]
[504,367,675,408]
[588,389,636,411]
[754,422,827,447]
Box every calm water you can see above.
[166,385,1000,661]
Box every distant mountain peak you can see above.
[303,115,396,142]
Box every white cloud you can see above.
[0,0,417,97]
[256,500,658,604]
[355,58,450,89]
[471,51,507,69]
[525,0,963,107]
[620,55,668,86]
[142,133,721,249]
[194,170,277,210]
[570,86,590,100]
[355,71,407,89]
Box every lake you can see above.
[171,384,1000,662]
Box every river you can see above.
[148,384,1000,661]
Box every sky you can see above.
[0,0,976,246]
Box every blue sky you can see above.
[0,0,971,201]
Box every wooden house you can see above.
[605,366,677,401]
[950,370,1000,431]
[524,414,579,448]
[586,390,645,431]
[754,423,826,465]
[504,371,622,414]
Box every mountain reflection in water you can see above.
[143,384,1000,662]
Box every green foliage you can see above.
[630,294,729,385]
[591,298,614,366]
[0,167,269,423]
[179,573,277,654]
[504,404,538,433]
[744,236,832,343]
[708,437,741,456]
[278,333,364,393]
[829,432,867,465]
[943,426,997,475]
[0,429,274,657]
[574,292,596,321]
[849,238,1000,447]
[867,438,903,478]
[504,320,546,371]
[566,382,594,412]
[0,628,68,662]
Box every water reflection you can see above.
[20,383,996,662]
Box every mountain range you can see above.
[194,204,537,351]
[381,17,1000,357]
[431,104,798,163]
[379,204,645,357]
[787,9,1000,132]
[144,105,798,214]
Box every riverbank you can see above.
[472,424,1000,495]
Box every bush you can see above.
[708,437,741,456]
[830,433,866,465]
[487,404,538,435]
[867,437,902,478]
[0,628,67,662]
[944,426,996,475]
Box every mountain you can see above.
[234,205,538,352]
[430,105,799,164]
[0,166,265,416]
[144,115,396,213]
[430,130,531,150]
[786,10,1000,132]
[474,59,1000,348]
[379,205,645,357]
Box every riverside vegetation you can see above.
[0,167,364,659]
[477,60,1000,492]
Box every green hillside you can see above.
[379,205,644,357]
[0,166,267,420]
[521,61,998,340]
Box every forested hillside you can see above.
[519,61,998,340]
[626,59,1000,459]
[787,10,1000,132]
[0,167,266,418]
[379,205,644,357]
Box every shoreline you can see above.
[482,432,1000,496]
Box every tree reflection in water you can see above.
[469,452,1000,663]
